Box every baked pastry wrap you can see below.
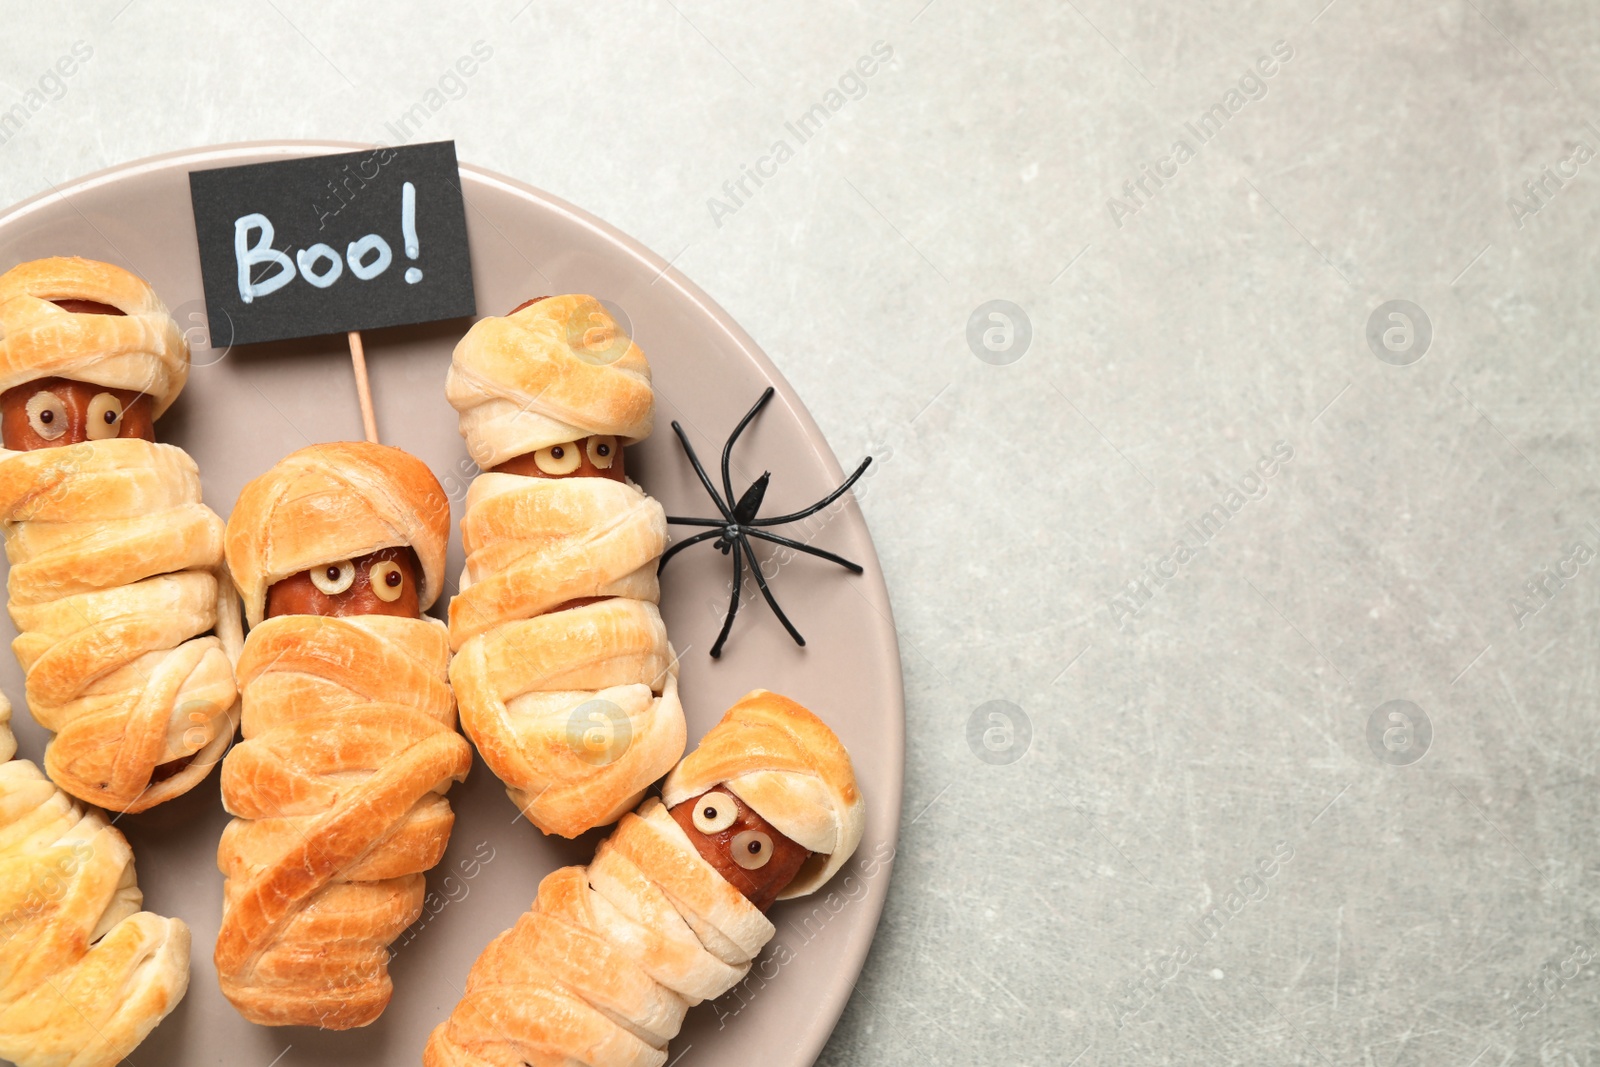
[423,690,863,1067]
[0,693,190,1067]
[0,257,240,812]
[223,440,449,630]
[445,297,684,838]
[445,294,653,471]
[214,442,471,1029]
[0,257,187,416]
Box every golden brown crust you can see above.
[426,867,681,1067]
[0,696,191,1067]
[224,441,449,628]
[0,258,188,417]
[445,340,682,837]
[445,295,653,470]
[424,694,861,1067]
[424,804,769,1067]
[0,438,240,811]
[450,473,665,648]
[215,613,471,1029]
[450,597,686,838]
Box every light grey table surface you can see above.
[3,2,1599,1065]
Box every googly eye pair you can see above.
[308,558,406,601]
[690,791,772,870]
[25,390,124,441]
[533,435,620,475]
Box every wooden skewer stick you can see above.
[347,330,379,444]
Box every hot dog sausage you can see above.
[265,546,422,620]
[669,788,812,911]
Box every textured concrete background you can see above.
[3,1,1600,1064]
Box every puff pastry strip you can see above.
[446,297,685,838]
[215,614,471,1029]
[0,439,241,811]
[0,694,190,1067]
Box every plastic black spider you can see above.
[659,387,871,658]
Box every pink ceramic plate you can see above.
[0,142,903,1067]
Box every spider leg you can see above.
[658,527,725,573]
[742,528,865,574]
[721,387,776,509]
[665,516,726,528]
[710,537,744,658]
[670,420,734,520]
[736,530,807,647]
[751,456,873,526]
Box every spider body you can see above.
[701,472,768,554]
[659,387,870,657]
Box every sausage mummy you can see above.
[423,689,864,1067]
[214,442,473,1028]
[445,295,686,837]
[0,692,189,1067]
[0,257,241,812]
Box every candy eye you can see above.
[86,393,124,441]
[533,442,582,476]
[370,560,404,602]
[731,830,773,870]
[309,559,355,595]
[692,791,739,834]
[25,391,66,441]
[585,435,618,470]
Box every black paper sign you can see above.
[188,141,476,346]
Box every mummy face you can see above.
[1,300,155,451]
[488,297,629,483]
[265,546,421,620]
[1,376,154,450]
[669,787,813,911]
[491,434,626,482]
